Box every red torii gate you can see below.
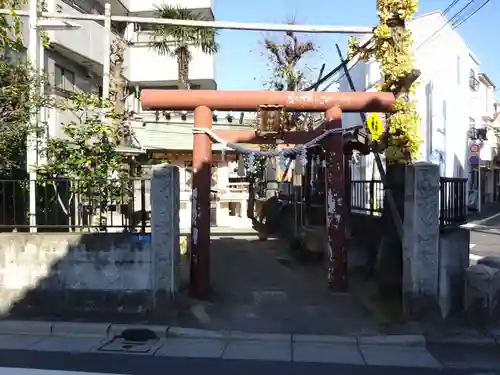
[141,89,395,298]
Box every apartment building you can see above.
[340,11,498,209]
[30,0,215,138]
[10,0,256,229]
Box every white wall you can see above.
[46,0,119,69]
[44,0,215,88]
[123,25,216,86]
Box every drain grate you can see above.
[98,329,160,353]
[98,337,159,353]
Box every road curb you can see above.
[0,320,497,348]
[292,334,357,344]
[427,336,497,345]
[52,322,112,337]
[357,334,426,347]
[0,320,53,336]
[167,326,229,339]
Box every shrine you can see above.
[141,89,395,298]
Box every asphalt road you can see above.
[465,209,500,261]
[0,349,493,375]
[470,228,500,259]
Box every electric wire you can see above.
[329,0,484,92]
[443,0,462,15]
[415,0,476,49]
[452,0,491,29]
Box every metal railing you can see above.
[440,177,467,228]
[349,177,468,228]
[0,178,151,232]
[350,180,384,215]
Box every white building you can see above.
[36,0,215,137]
[340,11,499,210]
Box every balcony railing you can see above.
[51,0,120,67]
[470,76,480,91]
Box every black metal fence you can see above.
[0,178,151,232]
[439,177,468,228]
[350,180,384,215]
[349,177,468,228]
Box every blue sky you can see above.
[214,0,499,92]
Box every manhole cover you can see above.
[98,337,159,353]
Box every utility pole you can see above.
[27,0,39,232]
[102,3,111,101]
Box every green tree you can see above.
[263,23,317,132]
[148,5,219,89]
[263,26,316,92]
[349,0,421,163]
[250,24,318,181]
[0,54,42,173]
[0,0,128,231]
[0,0,39,173]
[35,93,127,229]
[349,0,420,307]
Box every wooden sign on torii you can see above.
[141,89,395,298]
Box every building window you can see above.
[54,64,75,92]
[469,69,479,91]
[456,56,461,84]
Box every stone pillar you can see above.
[266,158,278,199]
[150,164,180,303]
[402,162,440,318]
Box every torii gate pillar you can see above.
[323,107,347,291]
[190,106,213,298]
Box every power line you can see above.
[302,37,373,91]
[414,0,477,50]
[309,0,484,92]
[452,0,491,29]
[324,0,472,90]
[443,0,461,15]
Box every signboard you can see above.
[469,143,480,153]
[366,113,384,141]
[469,155,479,165]
[430,149,444,164]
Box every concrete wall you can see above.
[0,233,155,315]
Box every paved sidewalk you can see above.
[0,321,499,370]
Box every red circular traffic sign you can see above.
[470,143,480,153]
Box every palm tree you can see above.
[149,5,219,89]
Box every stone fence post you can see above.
[150,164,180,306]
[402,162,440,318]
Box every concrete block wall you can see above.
[0,233,154,315]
